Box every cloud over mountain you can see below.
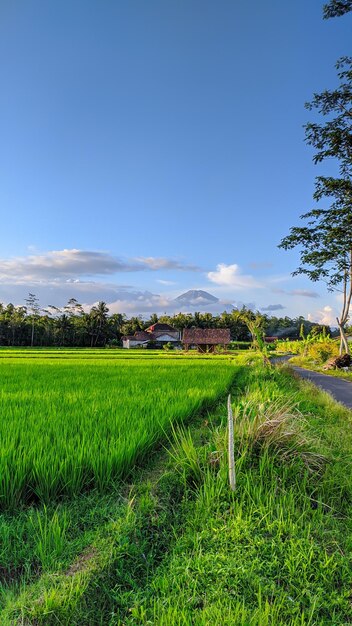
[108,289,236,314]
[175,290,219,306]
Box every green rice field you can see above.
[1,351,352,624]
[0,350,236,509]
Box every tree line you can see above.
[0,294,331,347]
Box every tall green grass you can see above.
[0,353,236,509]
[123,364,352,625]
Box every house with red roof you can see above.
[122,323,181,349]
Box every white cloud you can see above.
[135,257,200,271]
[207,263,260,289]
[308,305,335,326]
[107,292,172,314]
[261,304,286,312]
[0,280,134,308]
[273,287,320,299]
[157,279,177,286]
[0,249,199,282]
[0,249,136,280]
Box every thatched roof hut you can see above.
[182,328,231,352]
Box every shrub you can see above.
[275,339,302,354]
[234,394,325,472]
[307,340,339,364]
[228,341,252,350]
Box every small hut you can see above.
[182,328,231,353]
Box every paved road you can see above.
[272,356,352,410]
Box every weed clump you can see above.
[235,394,326,472]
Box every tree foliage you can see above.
[280,55,352,354]
[279,202,352,353]
[305,57,352,178]
[323,0,352,19]
[239,311,271,365]
[279,200,352,286]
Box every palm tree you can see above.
[55,314,71,346]
[25,293,40,347]
[90,301,109,346]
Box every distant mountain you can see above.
[174,290,219,306]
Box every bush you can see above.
[307,340,339,364]
[266,343,276,352]
[275,339,302,354]
[228,341,252,350]
[107,339,121,348]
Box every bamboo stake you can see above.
[227,394,236,491]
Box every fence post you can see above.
[227,394,236,491]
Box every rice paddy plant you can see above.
[167,425,206,486]
[0,353,236,508]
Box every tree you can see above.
[280,202,352,354]
[240,310,270,365]
[121,316,144,337]
[8,305,26,346]
[304,57,352,179]
[25,293,40,347]
[108,313,125,344]
[169,312,194,331]
[218,310,250,341]
[64,298,84,317]
[279,55,352,355]
[90,301,109,346]
[323,0,352,19]
[146,313,159,326]
[64,298,84,345]
[55,314,72,346]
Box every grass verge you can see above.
[289,355,352,382]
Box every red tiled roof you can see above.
[123,328,180,343]
[122,333,149,341]
[134,331,151,341]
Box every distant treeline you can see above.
[0,295,332,347]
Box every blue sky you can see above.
[0,0,350,321]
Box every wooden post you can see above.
[227,394,236,491]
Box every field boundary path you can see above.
[272,355,352,410]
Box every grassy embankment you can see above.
[275,337,352,381]
[0,352,351,624]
